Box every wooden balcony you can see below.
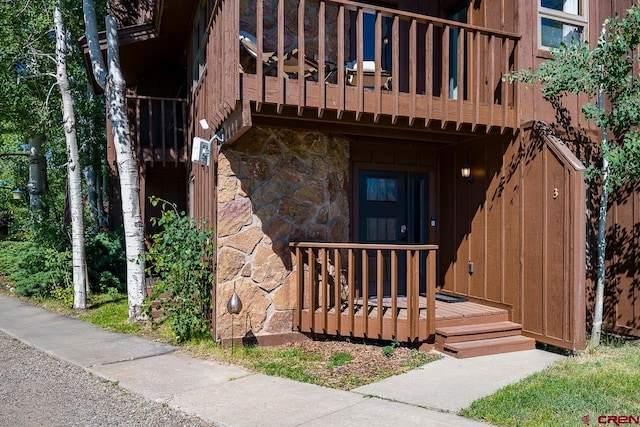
[199,0,521,140]
[127,95,188,167]
[290,242,438,344]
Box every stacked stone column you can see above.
[215,127,349,340]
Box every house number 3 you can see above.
[552,188,559,199]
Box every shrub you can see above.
[86,227,126,293]
[145,197,215,343]
[0,241,71,297]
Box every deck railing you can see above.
[127,95,188,167]
[201,0,520,132]
[290,242,438,343]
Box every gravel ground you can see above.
[0,332,216,427]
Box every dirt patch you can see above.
[187,338,441,390]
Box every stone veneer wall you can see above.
[215,127,350,340]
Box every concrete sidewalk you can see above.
[0,295,564,426]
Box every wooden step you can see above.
[436,311,509,328]
[442,335,536,358]
[435,321,523,345]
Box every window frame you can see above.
[537,0,588,51]
[191,0,214,86]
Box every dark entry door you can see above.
[358,170,427,296]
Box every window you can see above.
[539,0,587,49]
[192,1,213,84]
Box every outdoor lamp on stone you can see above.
[226,290,242,315]
[226,286,242,354]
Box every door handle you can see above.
[400,225,407,234]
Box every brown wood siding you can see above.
[605,183,640,336]
[439,123,586,350]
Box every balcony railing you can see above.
[127,95,188,167]
[290,242,438,343]
[200,0,520,134]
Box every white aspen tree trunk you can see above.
[590,148,609,348]
[83,0,146,320]
[55,6,87,309]
[106,15,146,320]
[589,56,609,348]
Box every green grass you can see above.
[328,351,353,368]
[8,290,435,391]
[36,293,173,339]
[185,336,326,384]
[460,341,640,426]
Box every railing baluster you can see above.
[489,33,496,131]
[348,248,355,333]
[308,247,316,332]
[361,248,369,337]
[457,27,464,129]
[172,100,178,167]
[501,37,508,132]
[376,249,384,338]
[425,22,433,127]
[296,246,303,329]
[473,31,480,131]
[409,18,417,126]
[148,98,154,167]
[441,24,449,129]
[355,8,364,121]
[277,0,284,113]
[161,100,166,167]
[256,0,264,111]
[135,98,141,163]
[391,15,399,123]
[405,250,420,341]
[337,5,345,120]
[513,39,520,129]
[321,247,328,332]
[426,249,436,340]
[318,1,326,118]
[414,250,421,340]
[391,249,398,339]
[182,99,188,162]
[334,248,341,333]
[297,0,305,115]
[374,10,382,123]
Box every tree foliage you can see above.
[0,1,114,293]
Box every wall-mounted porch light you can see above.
[461,161,473,183]
[199,118,210,131]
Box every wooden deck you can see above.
[291,242,535,357]
[299,298,537,357]
[299,298,508,342]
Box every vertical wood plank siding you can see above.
[439,124,587,350]
[198,0,519,132]
[291,243,438,343]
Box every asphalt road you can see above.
[0,331,215,427]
